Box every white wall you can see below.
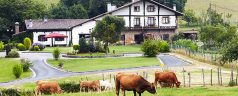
[159,8,175,15]
[159,16,176,26]
[71,21,96,45]
[33,31,70,46]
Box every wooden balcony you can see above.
[125,25,177,31]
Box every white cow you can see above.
[99,80,113,91]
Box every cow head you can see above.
[176,82,181,88]
[147,83,156,94]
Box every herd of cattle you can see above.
[35,71,180,96]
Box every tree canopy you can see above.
[92,15,125,53]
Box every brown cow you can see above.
[80,80,100,92]
[116,73,156,96]
[35,81,63,95]
[154,71,181,88]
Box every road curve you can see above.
[0,53,189,86]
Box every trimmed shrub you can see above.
[17,43,26,51]
[228,80,236,87]
[73,45,80,52]
[23,37,31,50]
[158,41,170,52]
[0,41,4,51]
[79,38,89,53]
[53,48,61,60]
[89,43,96,53]
[34,46,40,51]
[12,64,23,78]
[5,51,20,58]
[59,82,80,93]
[20,59,32,72]
[32,43,45,51]
[141,40,160,57]
[0,89,34,96]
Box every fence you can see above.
[77,67,238,88]
[171,46,238,68]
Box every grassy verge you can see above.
[0,58,31,83]
[47,57,159,72]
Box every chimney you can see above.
[44,16,48,22]
[107,3,117,12]
[15,22,19,34]
[173,4,176,11]
[29,19,33,28]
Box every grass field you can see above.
[47,57,159,72]
[43,45,142,54]
[186,0,238,23]
[0,58,31,83]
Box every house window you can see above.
[147,17,155,26]
[134,18,140,26]
[38,35,47,41]
[162,34,170,41]
[55,37,64,41]
[134,6,140,12]
[147,5,155,12]
[162,16,170,24]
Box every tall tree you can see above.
[88,0,107,18]
[0,0,48,41]
[60,0,80,7]
[68,4,88,19]
[51,4,70,19]
[182,9,198,26]
[92,15,125,54]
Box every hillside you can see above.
[186,0,238,22]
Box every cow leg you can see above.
[133,90,137,96]
[138,92,141,96]
[159,81,163,88]
[123,90,126,96]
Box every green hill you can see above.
[186,0,238,22]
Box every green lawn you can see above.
[0,58,31,83]
[45,87,238,96]
[42,45,142,54]
[47,57,159,72]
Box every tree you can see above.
[60,0,80,7]
[182,9,198,26]
[88,0,107,18]
[51,4,70,19]
[155,0,187,12]
[78,38,89,53]
[0,0,48,41]
[92,15,125,54]
[221,36,238,65]
[68,4,88,19]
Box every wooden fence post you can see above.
[86,76,88,81]
[188,72,191,87]
[211,69,213,86]
[218,68,220,85]
[110,74,112,83]
[183,68,186,87]
[202,69,205,86]
[220,68,223,86]
[236,68,238,85]
[102,73,105,81]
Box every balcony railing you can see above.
[125,25,177,30]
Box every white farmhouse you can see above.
[25,0,183,46]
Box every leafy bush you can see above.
[5,51,20,58]
[0,89,34,96]
[158,40,170,52]
[89,43,96,53]
[73,45,80,52]
[12,64,23,78]
[34,46,40,51]
[95,42,105,53]
[228,80,236,87]
[0,41,4,51]
[58,62,64,68]
[141,40,160,57]
[79,38,89,53]
[59,82,80,93]
[174,39,198,52]
[32,43,45,51]
[24,37,31,50]
[20,59,32,72]
[53,48,61,60]
[17,43,26,51]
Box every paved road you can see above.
[0,52,189,86]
